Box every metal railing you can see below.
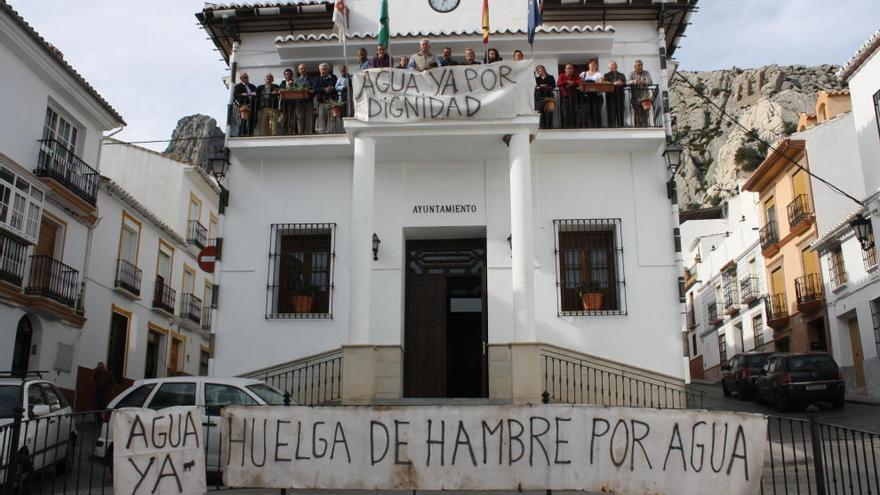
[180,293,203,324]
[24,255,79,308]
[787,194,813,229]
[707,298,723,325]
[541,349,703,409]
[796,273,824,306]
[231,91,348,137]
[724,277,740,313]
[35,138,100,205]
[113,258,141,296]
[152,276,175,314]
[187,219,208,249]
[0,231,28,286]
[740,275,761,303]
[535,84,661,130]
[255,350,343,405]
[686,302,697,329]
[767,293,789,322]
[201,303,213,330]
[830,255,849,289]
[761,220,780,250]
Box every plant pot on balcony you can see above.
[292,294,314,314]
[542,98,557,112]
[578,281,604,311]
[640,98,653,111]
[280,88,312,101]
[239,105,252,120]
[330,104,345,117]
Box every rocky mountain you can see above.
[670,64,846,210]
[162,114,225,170]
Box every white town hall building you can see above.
[199,0,697,405]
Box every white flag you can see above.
[332,0,347,37]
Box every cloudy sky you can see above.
[8,0,879,151]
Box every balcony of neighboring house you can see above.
[686,302,697,330]
[766,293,790,330]
[24,255,79,309]
[34,139,100,210]
[795,273,824,313]
[180,293,203,327]
[786,194,813,236]
[739,276,761,305]
[201,302,213,332]
[723,277,740,316]
[0,232,29,287]
[187,220,208,250]
[152,276,176,315]
[114,258,142,298]
[759,220,780,255]
[683,265,698,291]
[706,299,723,327]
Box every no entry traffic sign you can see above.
[198,245,217,273]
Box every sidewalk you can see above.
[846,391,880,406]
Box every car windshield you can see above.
[745,355,769,367]
[0,385,20,418]
[788,356,838,372]
[246,384,287,405]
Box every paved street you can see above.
[692,382,880,432]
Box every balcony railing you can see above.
[795,273,823,306]
[35,139,99,205]
[152,276,176,314]
[739,275,760,304]
[759,221,779,250]
[180,293,203,325]
[230,92,348,138]
[187,220,207,249]
[201,303,212,330]
[723,278,740,314]
[766,293,788,327]
[0,232,28,286]
[786,194,812,229]
[686,303,697,329]
[706,299,723,325]
[114,258,142,296]
[535,85,661,130]
[24,255,79,308]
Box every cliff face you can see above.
[670,64,846,210]
[162,114,225,170]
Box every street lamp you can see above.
[208,156,229,181]
[663,144,683,174]
[850,214,875,251]
[372,233,381,261]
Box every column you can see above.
[508,130,536,342]
[348,135,376,344]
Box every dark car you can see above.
[755,352,845,411]
[721,352,772,400]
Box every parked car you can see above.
[0,373,77,487]
[755,352,845,411]
[92,376,286,471]
[721,352,773,400]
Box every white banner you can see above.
[353,61,536,122]
[221,405,766,494]
[112,406,206,495]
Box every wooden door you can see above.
[802,247,820,277]
[792,170,809,198]
[404,273,447,397]
[35,220,58,258]
[848,318,866,390]
[168,338,182,375]
[771,267,785,296]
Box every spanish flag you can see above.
[481,0,489,44]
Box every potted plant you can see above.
[542,97,557,112]
[329,101,346,118]
[280,85,312,101]
[577,281,604,311]
[238,103,252,120]
[291,282,318,314]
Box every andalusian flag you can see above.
[378,0,389,49]
[481,0,489,45]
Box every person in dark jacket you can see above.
[233,73,258,135]
[314,63,339,134]
[93,361,115,424]
[257,73,280,136]
[370,44,392,68]
[534,65,556,129]
[604,61,627,128]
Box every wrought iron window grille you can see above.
[266,223,336,319]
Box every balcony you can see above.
[766,293,789,330]
[786,194,813,234]
[114,258,142,297]
[152,276,176,314]
[187,220,207,249]
[24,255,79,308]
[180,293,203,325]
[35,139,99,205]
[706,300,723,326]
[723,279,740,315]
[0,232,28,287]
[759,220,779,253]
[795,273,824,312]
[739,276,761,305]
[201,303,213,331]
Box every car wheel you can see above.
[776,390,790,412]
[722,382,731,397]
[56,432,76,474]
[832,399,845,410]
[737,383,750,401]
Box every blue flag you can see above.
[527,0,542,46]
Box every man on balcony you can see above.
[257,73,279,136]
[437,47,458,67]
[556,64,581,129]
[629,60,653,127]
[314,63,339,134]
[233,73,258,136]
[292,64,315,135]
[408,38,439,71]
[462,48,480,66]
[604,61,626,128]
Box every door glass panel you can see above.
[204,384,257,416]
[148,382,196,409]
[39,384,62,411]
[116,384,156,408]
[120,224,138,262]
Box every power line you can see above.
[103,135,223,146]
[671,71,863,208]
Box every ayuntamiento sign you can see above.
[112,406,206,495]
[353,61,536,122]
[221,404,767,494]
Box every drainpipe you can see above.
[208,40,240,376]
[79,125,125,312]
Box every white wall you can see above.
[848,49,880,199]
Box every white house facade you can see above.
[0,1,124,399]
[681,192,771,382]
[199,0,697,405]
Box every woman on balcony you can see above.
[579,58,604,128]
[556,64,581,129]
[534,65,556,129]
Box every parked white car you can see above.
[0,375,77,486]
[92,376,286,471]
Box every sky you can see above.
[8,0,880,151]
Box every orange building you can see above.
[742,139,829,353]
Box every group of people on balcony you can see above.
[535,59,655,130]
[232,38,655,136]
